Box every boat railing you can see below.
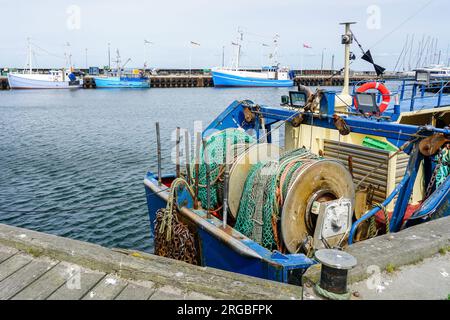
[351,78,450,111]
[397,79,450,111]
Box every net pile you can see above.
[436,148,450,188]
[193,129,254,211]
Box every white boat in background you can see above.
[8,70,81,89]
[7,39,81,89]
[397,65,450,79]
[416,65,450,79]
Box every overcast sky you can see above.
[0,0,448,70]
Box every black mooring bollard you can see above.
[314,249,357,297]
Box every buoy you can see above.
[354,82,391,113]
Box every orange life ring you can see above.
[354,82,391,113]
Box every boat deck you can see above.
[0,223,301,300]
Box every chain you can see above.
[425,152,443,199]
[154,208,198,265]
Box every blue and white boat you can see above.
[212,67,294,87]
[144,23,450,285]
[94,75,150,88]
[212,31,294,87]
[93,50,150,88]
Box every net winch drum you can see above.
[281,160,355,253]
[228,143,282,218]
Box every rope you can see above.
[374,203,390,234]
[367,216,378,239]
[314,284,351,300]
[159,178,194,241]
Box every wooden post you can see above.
[184,130,191,185]
[176,127,180,178]
[156,122,162,185]
[194,132,201,209]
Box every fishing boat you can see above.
[8,40,81,89]
[144,23,450,285]
[93,50,150,88]
[212,31,294,87]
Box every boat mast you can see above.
[115,49,121,77]
[235,28,243,70]
[27,37,32,74]
[271,34,280,68]
[341,22,355,95]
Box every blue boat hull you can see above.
[93,77,150,88]
[212,71,294,87]
[144,172,314,285]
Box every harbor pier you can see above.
[82,75,215,89]
[1,68,405,90]
[0,216,448,300]
[0,223,301,300]
[302,216,450,300]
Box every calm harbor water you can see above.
[0,87,297,252]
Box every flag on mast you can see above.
[303,43,312,49]
[190,41,201,46]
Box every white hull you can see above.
[7,73,81,89]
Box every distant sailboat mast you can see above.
[27,37,32,74]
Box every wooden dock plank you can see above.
[0,247,18,264]
[0,258,56,300]
[11,262,74,300]
[82,275,127,300]
[114,281,156,300]
[46,269,105,300]
[0,254,32,282]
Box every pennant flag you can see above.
[144,40,153,44]
[231,42,239,46]
[262,43,270,47]
[190,41,201,46]
[361,50,385,76]
[303,43,312,49]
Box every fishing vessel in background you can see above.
[8,39,81,89]
[144,22,450,285]
[416,65,450,79]
[212,31,294,87]
[93,50,150,88]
